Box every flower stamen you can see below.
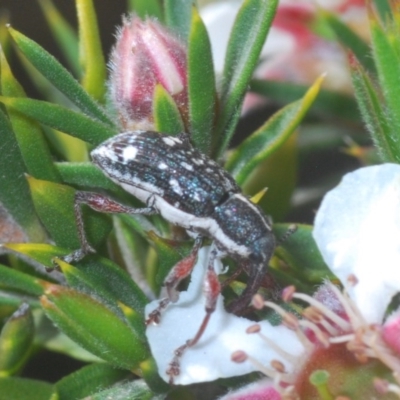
[261,299,314,350]
[291,285,351,332]
[374,378,400,397]
[231,350,294,384]
[247,323,298,363]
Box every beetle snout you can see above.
[248,232,276,265]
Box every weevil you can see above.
[61,130,277,381]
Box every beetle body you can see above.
[91,130,276,287]
[62,130,277,381]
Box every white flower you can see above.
[313,163,400,323]
[145,164,400,397]
[145,247,304,385]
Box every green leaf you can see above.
[38,0,81,77]
[187,8,216,154]
[44,128,88,163]
[118,303,147,344]
[0,377,54,400]
[60,256,148,316]
[7,27,112,125]
[112,217,153,289]
[55,363,128,400]
[140,357,169,394]
[34,312,102,363]
[88,379,162,400]
[164,0,194,41]
[13,51,75,106]
[226,75,323,185]
[27,176,112,250]
[76,0,107,101]
[55,162,123,193]
[128,0,163,20]
[0,263,46,296]
[0,108,45,241]
[273,224,334,291]
[0,48,61,182]
[373,0,391,19]
[0,96,116,146]
[249,79,360,122]
[322,10,375,73]
[243,134,297,221]
[1,243,71,273]
[350,54,395,163]
[153,84,184,134]
[214,0,279,157]
[369,10,400,159]
[0,304,34,376]
[41,285,149,368]
[0,299,21,320]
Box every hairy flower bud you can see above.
[108,15,187,129]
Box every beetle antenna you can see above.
[277,224,297,246]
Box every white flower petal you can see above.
[145,247,304,384]
[313,164,400,323]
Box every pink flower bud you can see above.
[108,15,187,130]
[382,309,400,355]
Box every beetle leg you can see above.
[166,245,221,383]
[187,246,221,346]
[220,262,245,289]
[226,262,266,314]
[146,235,203,325]
[164,235,204,302]
[57,191,157,264]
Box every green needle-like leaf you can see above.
[55,363,128,400]
[164,0,194,41]
[0,263,46,296]
[153,84,184,134]
[76,0,107,101]
[38,0,81,77]
[322,10,375,73]
[86,379,159,400]
[1,243,72,273]
[0,108,45,241]
[226,75,323,185]
[128,0,163,20]
[0,48,61,182]
[0,97,116,145]
[0,304,34,376]
[369,9,400,159]
[273,224,334,290]
[0,377,54,400]
[187,7,216,154]
[61,257,148,315]
[7,27,112,125]
[55,162,123,193]
[214,0,279,157]
[350,54,395,163]
[41,285,149,369]
[140,357,169,394]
